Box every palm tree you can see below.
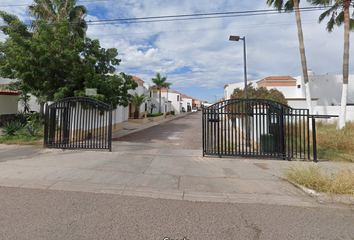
[266,0,313,114]
[130,93,150,119]
[151,73,172,113]
[309,0,352,129]
[28,0,88,41]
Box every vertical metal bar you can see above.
[90,102,93,149]
[255,101,258,155]
[109,104,112,152]
[295,110,298,158]
[307,110,310,160]
[312,117,318,162]
[223,103,227,155]
[84,100,88,149]
[44,103,48,146]
[202,106,205,156]
[217,103,220,157]
[59,102,62,147]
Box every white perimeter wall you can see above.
[0,95,18,114]
[314,106,354,122]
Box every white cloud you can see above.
[0,0,352,102]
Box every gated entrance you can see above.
[202,99,310,160]
[44,97,112,151]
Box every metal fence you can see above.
[44,97,112,151]
[202,99,310,160]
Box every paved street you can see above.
[114,111,203,149]
[0,112,354,239]
[1,186,354,240]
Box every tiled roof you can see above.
[0,89,19,95]
[257,76,296,82]
[170,91,180,94]
[132,76,144,83]
[181,94,193,99]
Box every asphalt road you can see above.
[1,186,354,240]
[2,113,354,239]
[115,112,202,150]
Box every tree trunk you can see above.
[294,0,313,114]
[134,110,139,119]
[39,102,45,116]
[338,1,350,129]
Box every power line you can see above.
[0,0,114,8]
[85,8,321,26]
[86,19,318,38]
[0,6,327,28]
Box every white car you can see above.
[191,107,198,113]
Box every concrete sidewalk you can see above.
[0,113,352,208]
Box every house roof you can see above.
[181,94,193,99]
[169,91,180,94]
[257,76,296,83]
[132,76,144,83]
[0,89,19,95]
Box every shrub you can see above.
[166,112,171,115]
[147,113,164,117]
[171,110,175,116]
[3,120,24,136]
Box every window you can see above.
[177,95,179,101]
[145,103,147,112]
[297,85,301,89]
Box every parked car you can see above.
[197,108,201,111]
[191,107,198,113]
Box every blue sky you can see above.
[0,0,352,103]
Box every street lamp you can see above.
[213,95,217,103]
[229,35,250,148]
[229,35,248,99]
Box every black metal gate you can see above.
[44,97,112,151]
[202,99,310,160]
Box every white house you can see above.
[151,87,169,114]
[224,70,354,121]
[181,94,193,112]
[168,91,182,114]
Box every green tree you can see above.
[130,93,150,119]
[28,0,88,42]
[266,0,313,114]
[0,11,137,113]
[149,103,157,114]
[228,84,288,114]
[309,0,353,129]
[151,72,172,113]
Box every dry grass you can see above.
[282,163,354,195]
[315,121,354,162]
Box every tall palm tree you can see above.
[28,0,88,41]
[267,0,313,114]
[151,73,172,113]
[309,0,352,129]
[130,93,150,119]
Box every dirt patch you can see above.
[252,163,269,170]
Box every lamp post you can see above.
[229,35,250,148]
[229,35,248,99]
[213,95,217,103]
